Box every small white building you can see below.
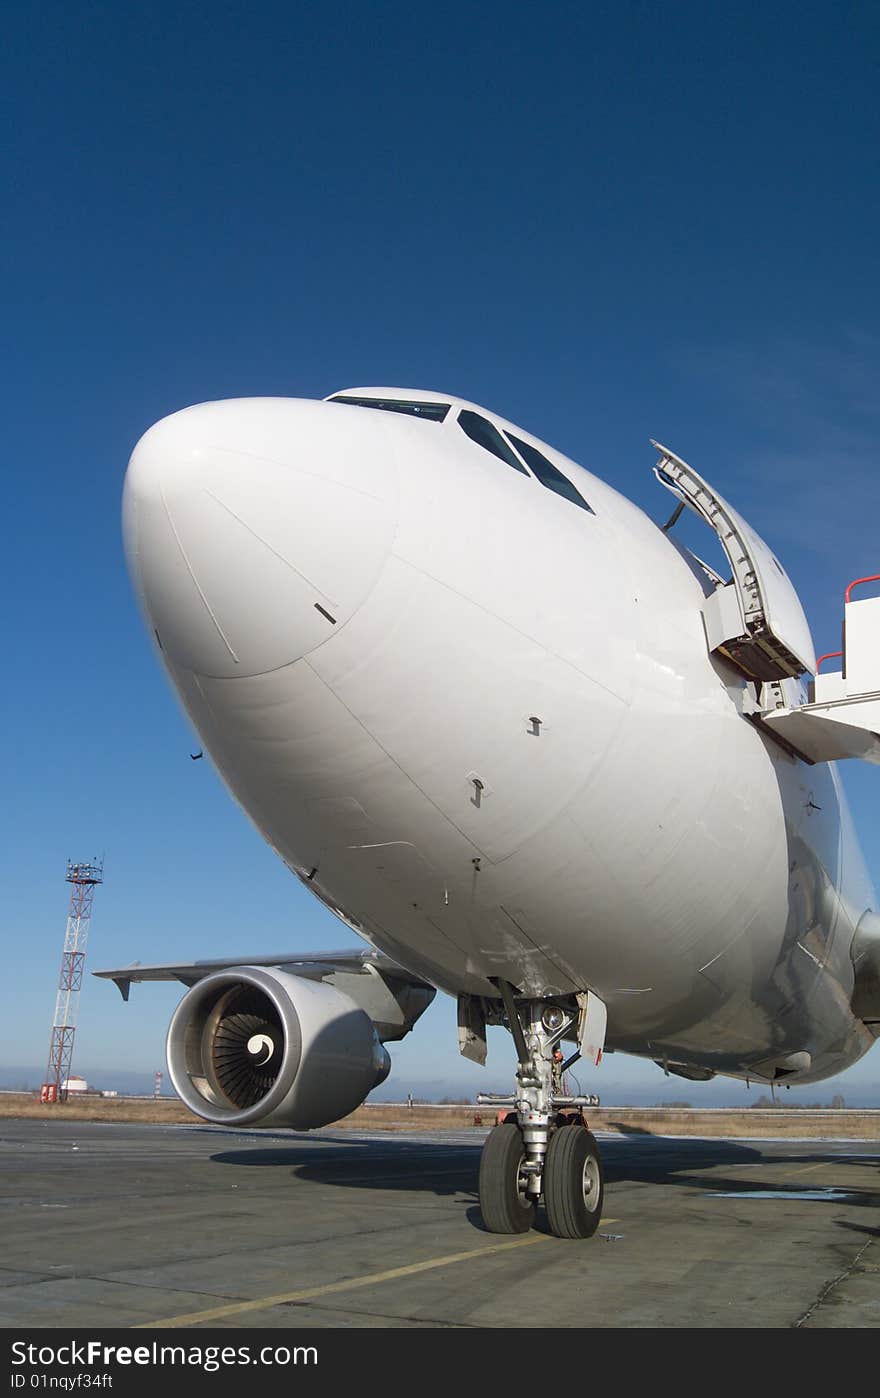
[62,1075,89,1094]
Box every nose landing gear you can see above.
[477,983,606,1240]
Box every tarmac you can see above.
[1,1118,878,1329]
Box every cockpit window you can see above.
[329,395,450,421]
[505,432,595,513]
[458,411,529,474]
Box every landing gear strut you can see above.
[477,985,604,1240]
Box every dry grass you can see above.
[0,1093,196,1124]
[2,1093,879,1137]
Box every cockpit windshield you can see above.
[329,395,450,422]
[458,411,529,474]
[505,432,594,512]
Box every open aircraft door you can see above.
[653,443,880,766]
[653,441,816,681]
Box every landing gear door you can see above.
[653,442,816,681]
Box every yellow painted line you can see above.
[137,1220,619,1329]
[791,1161,835,1177]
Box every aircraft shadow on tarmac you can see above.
[204,1133,879,1215]
[835,1218,880,1238]
[598,1138,880,1209]
[205,1129,873,1185]
[209,1135,482,1200]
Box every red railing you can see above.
[815,651,843,671]
[845,573,880,604]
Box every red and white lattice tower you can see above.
[41,860,104,1104]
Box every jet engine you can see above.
[166,965,391,1129]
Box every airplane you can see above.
[97,386,880,1239]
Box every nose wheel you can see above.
[543,1123,604,1238]
[477,1119,604,1239]
[477,1122,535,1234]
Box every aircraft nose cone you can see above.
[123,398,398,677]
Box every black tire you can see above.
[543,1124,604,1239]
[478,1122,535,1234]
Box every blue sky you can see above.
[3,2,879,1103]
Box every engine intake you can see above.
[167,965,390,1129]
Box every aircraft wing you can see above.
[93,947,430,997]
[94,948,436,1043]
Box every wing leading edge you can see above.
[93,948,436,1043]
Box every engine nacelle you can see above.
[166,965,391,1129]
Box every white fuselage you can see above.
[123,388,877,1084]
